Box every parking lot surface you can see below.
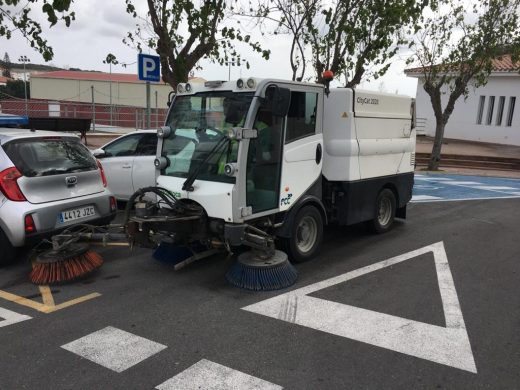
[413,173,520,202]
[0,179,519,389]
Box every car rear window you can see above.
[3,137,97,177]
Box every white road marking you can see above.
[411,195,442,201]
[156,359,283,390]
[0,307,31,328]
[61,326,167,373]
[473,186,517,191]
[243,242,477,373]
[444,181,481,185]
[415,177,453,181]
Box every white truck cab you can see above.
[153,77,415,262]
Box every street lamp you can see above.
[225,57,241,81]
[18,55,30,117]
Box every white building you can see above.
[406,55,519,146]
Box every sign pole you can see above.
[146,81,151,129]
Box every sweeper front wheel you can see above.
[281,205,324,263]
[226,250,297,291]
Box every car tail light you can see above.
[97,159,107,187]
[24,214,36,234]
[109,196,117,212]
[0,167,26,201]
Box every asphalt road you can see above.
[0,197,519,389]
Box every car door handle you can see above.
[122,165,132,169]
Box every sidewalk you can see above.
[416,136,520,179]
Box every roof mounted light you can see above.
[177,84,185,93]
[185,83,192,92]
[246,78,256,88]
[236,79,244,89]
[204,80,224,88]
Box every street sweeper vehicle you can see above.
[32,75,416,291]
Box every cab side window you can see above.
[285,91,318,143]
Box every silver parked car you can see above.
[0,128,117,266]
[92,130,158,200]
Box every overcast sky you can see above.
[0,0,418,96]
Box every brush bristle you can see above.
[30,250,103,285]
[226,259,298,291]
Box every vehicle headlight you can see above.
[224,163,237,177]
[157,126,171,138]
[154,157,169,169]
[246,78,256,88]
[236,79,244,89]
[177,84,185,93]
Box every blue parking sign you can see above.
[138,53,161,82]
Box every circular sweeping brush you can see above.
[30,243,103,285]
[226,250,298,291]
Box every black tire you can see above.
[281,205,324,263]
[0,228,17,267]
[371,188,396,234]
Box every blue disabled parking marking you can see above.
[412,174,520,202]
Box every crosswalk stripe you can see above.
[61,326,167,373]
[0,307,31,328]
[156,359,283,390]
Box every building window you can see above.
[506,97,516,127]
[476,96,485,124]
[486,96,495,125]
[496,96,505,126]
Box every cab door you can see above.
[245,84,323,215]
[279,88,323,212]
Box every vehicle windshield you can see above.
[3,137,97,177]
[162,91,253,183]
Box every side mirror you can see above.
[267,85,291,117]
[92,148,106,158]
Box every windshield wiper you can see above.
[182,135,229,192]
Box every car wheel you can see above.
[281,205,323,263]
[0,228,17,266]
[371,188,396,234]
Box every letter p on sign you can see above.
[138,54,161,82]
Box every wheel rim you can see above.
[377,197,392,226]
[296,216,318,253]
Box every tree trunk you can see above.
[428,119,445,170]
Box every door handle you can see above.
[315,143,322,164]
[122,165,132,169]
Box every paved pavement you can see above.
[0,183,519,389]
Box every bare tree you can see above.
[407,0,520,170]
[304,0,427,86]
[242,0,426,85]
[122,0,269,89]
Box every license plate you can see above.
[58,206,96,224]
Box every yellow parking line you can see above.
[39,286,55,306]
[0,290,47,312]
[0,289,101,314]
[46,293,101,313]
